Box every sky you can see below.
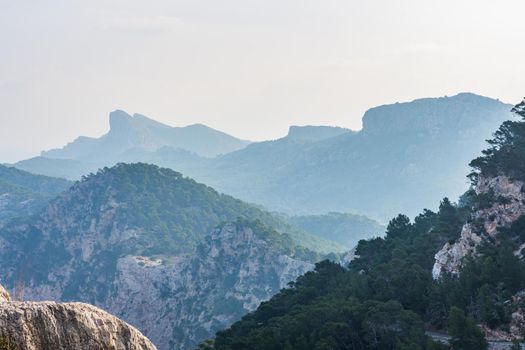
[1,0,525,163]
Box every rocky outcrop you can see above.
[433,175,525,278]
[0,285,156,350]
[0,222,312,350]
[0,164,315,350]
[104,224,313,350]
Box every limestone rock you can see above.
[0,283,9,302]
[433,175,525,278]
[0,299,156,350]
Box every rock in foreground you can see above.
[0,287,157,350]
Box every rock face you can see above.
[0,165,314,350]
[0,286,156,350]
[0,284,9,302]
[0,164,313,350]
[105,224,313,349]
[1,224,312,350]
[433,175,525,278]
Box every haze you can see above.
[1,0,524,162]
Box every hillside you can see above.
[285,212,385,250]
[196,93,514,220]
[203,99,525,349]
[0,165,71,225]
[11,94,512,222]
[0,163,339,349]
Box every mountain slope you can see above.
[11,93,509,222]
[285,212,385,250]
[195,93,513,220]
[0,165,71,225]
[204,99,525,349]
[0,163,330,349]
[42,109,250,160]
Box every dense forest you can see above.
[201,100,525,349]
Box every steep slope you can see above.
[0,165,71,225]
[197,93,513,220]
[434,99,525,278]
[0,284,157,350]
[42,110,250,159]
[0,163,322,349]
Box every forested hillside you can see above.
[0,163,342,349]
[0,165,71,224]
[203,99,525,350]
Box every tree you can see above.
[448,307,487,350]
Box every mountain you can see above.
[203,99,525,349]
[285,212,385,250]
[11,93,510,222]
[0,283,157,350]
[43,109,250,161]
[0,163,336,349]
[194,93,514,221]
[0,165,71,225]
[10,93,515,225]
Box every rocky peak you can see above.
[108,110,134,132]
[433,175,525,278]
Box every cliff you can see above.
[433,175,525,278]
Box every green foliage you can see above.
[214,261,437,350]
[448,307,487,350]
[73,163,304,255]
[470,99,525,183]
[0,164,71,222]
[209,197,486,350]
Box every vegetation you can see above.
[0,165,71,222]
[72,163,337,255]
[204,100,525,349]
[448,307,487,350]
[470,99,525,183]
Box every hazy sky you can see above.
[1,0,524,162]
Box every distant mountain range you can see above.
[45,109,250,160]
[10,93,514,221]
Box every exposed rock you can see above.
[0,297,156,350]
[0,283,9,302]
[1,222,312,350]
[433,175,525,278]
[104,224,313,350]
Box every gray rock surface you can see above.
[0,285,156,350]
[0,283,9,302]
[433,175,525,278]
